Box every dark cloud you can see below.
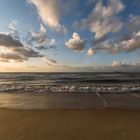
[13,47,43,58]
[0,53,26,62]
[45,57,57,66]
[0,33,23,47]
[0,32,43,62]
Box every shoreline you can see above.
[1,106,140,111]
[1,92,140,110]
[0,108,140,140]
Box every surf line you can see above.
[95,92,108,109]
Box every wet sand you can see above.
[0,108,140,140]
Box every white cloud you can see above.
[87,48,96,56]
[136,31,140,36]
[120,31,140,52]
[75,0,124,39]
[39,24,46,33]
[65,32,86,51]
[27,0,66,33]
[8,20,18,31]
[112,60,122,67]
[28,0,60,27]
[7,20,20,40]
[112,60,140,67]
[49,39,56,47]
[28,24,56,49]
[88,30,140,56]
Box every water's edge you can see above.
[0,92,140,110]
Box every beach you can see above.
[0,72,140,140]
[0,108,140,140]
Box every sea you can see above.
[0,72,140,110]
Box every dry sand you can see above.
[0,108,140,140]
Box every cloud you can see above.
[87,48,96,56]
[112,60,140,67]
[0,32,43,62]
[0,53,26,62]
[61,0,79,13]
[8,20,18,32]
[86,0,98,5]
[126,15,140,32]
[65,33,86,51]
[7,20,20,41]
[48,38,56,47]
[13,47,43,58]
[120,31,140,52]
[27,0,66,33]
[28,0,60,27]
[88,30,140,56]
[75,0,124,39]
[112,60,125,67]
[0,32,23,47]
[44,57,57,66]
[28,24,56,49]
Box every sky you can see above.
[0,0,140,72]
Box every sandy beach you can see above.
[0,108,140,140]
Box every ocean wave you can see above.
[0,84,140,94]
